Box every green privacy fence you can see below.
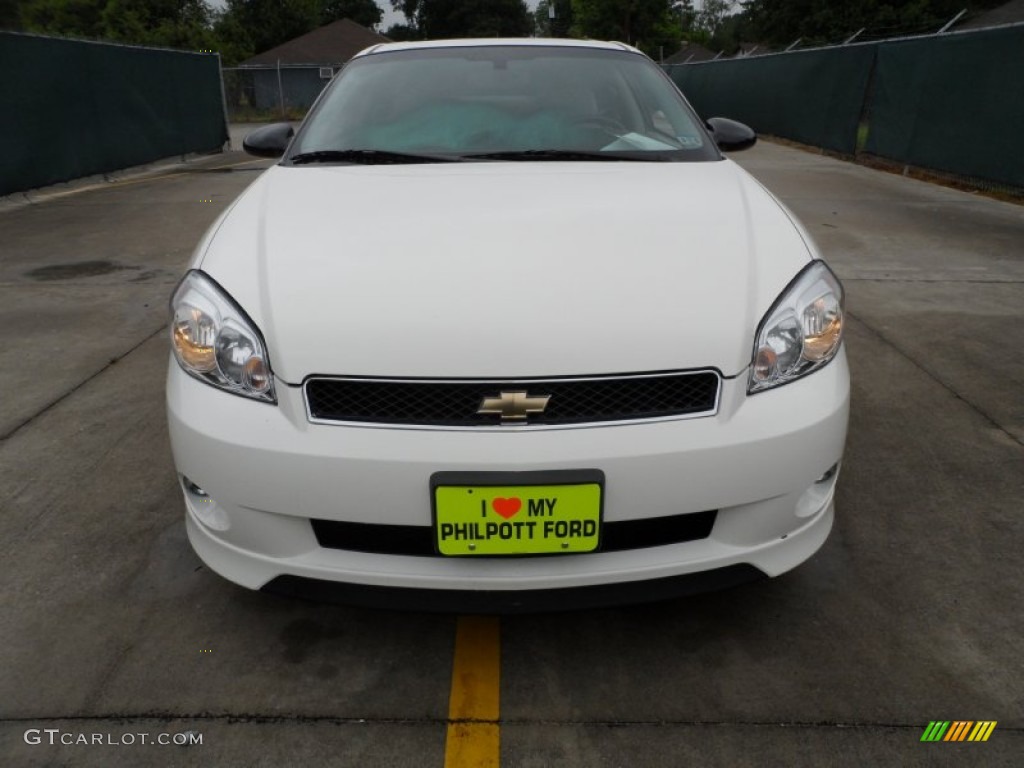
[668,45,877,155]
[865,25,1024,188]
[667,24,1024,189]
[0,32,228,196]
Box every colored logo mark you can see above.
[921,720,996,742]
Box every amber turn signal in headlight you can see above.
[170,271,276,403]
[749,261,844,394]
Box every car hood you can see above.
[198,160,815,383]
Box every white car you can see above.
[167,39,849,611]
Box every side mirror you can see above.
[242,123,295,158]
[706,117,757,152]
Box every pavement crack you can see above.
[0,324,167,443]
[846,312,1023,447]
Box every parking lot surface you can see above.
[1,138,1022,766]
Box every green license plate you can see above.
[431,470,604,556]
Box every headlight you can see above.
[748,261,844,394]
[170,270,276,403]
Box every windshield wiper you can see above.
[289,149,463,165]
[462,149,662,162]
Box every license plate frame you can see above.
[431,470,604,557]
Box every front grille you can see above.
[311,510,717,556]
[305,370,720,427]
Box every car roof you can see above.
[354,38,641,59]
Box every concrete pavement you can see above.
[1,140,1021,766]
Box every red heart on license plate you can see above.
[492,497,522,519]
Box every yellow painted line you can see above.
[444,616,500,768]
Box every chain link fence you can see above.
[221,65,338,122]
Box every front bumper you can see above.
[167,350,849,604]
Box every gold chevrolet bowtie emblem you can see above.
[477,391,551,422]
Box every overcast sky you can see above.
[378,2,404,30]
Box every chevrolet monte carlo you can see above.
[167,38,849,611]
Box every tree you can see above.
[17,0,389,64]
[382,22,420,40]
[695,0,732,36]
[20,0,109,38]
[391,0,420,26]
[103,0,216,50]
[741,0,1007,48]
[534,0,573,37]
[20,0,217,50]
[570,0,684,57]
[673,0,697,35]
[217,0,320,56]
[212,5,255,64]
[319,0,382,28]
[709,10,751,53]
[390,0,531,39]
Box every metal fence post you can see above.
[938,10,967,34]
[216,52,231,148]
[277,58,285,117]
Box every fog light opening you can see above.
[815,462,839,484]
[183,477,209,497]
[795,463,841,519]
[181,477,229,531]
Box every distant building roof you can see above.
[662,42,718,65]
[959,0,1024,29]
[240,18,389,66]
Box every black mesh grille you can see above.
[305,371,720,426]
[310,510,717,556]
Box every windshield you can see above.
[289,45,719,163]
